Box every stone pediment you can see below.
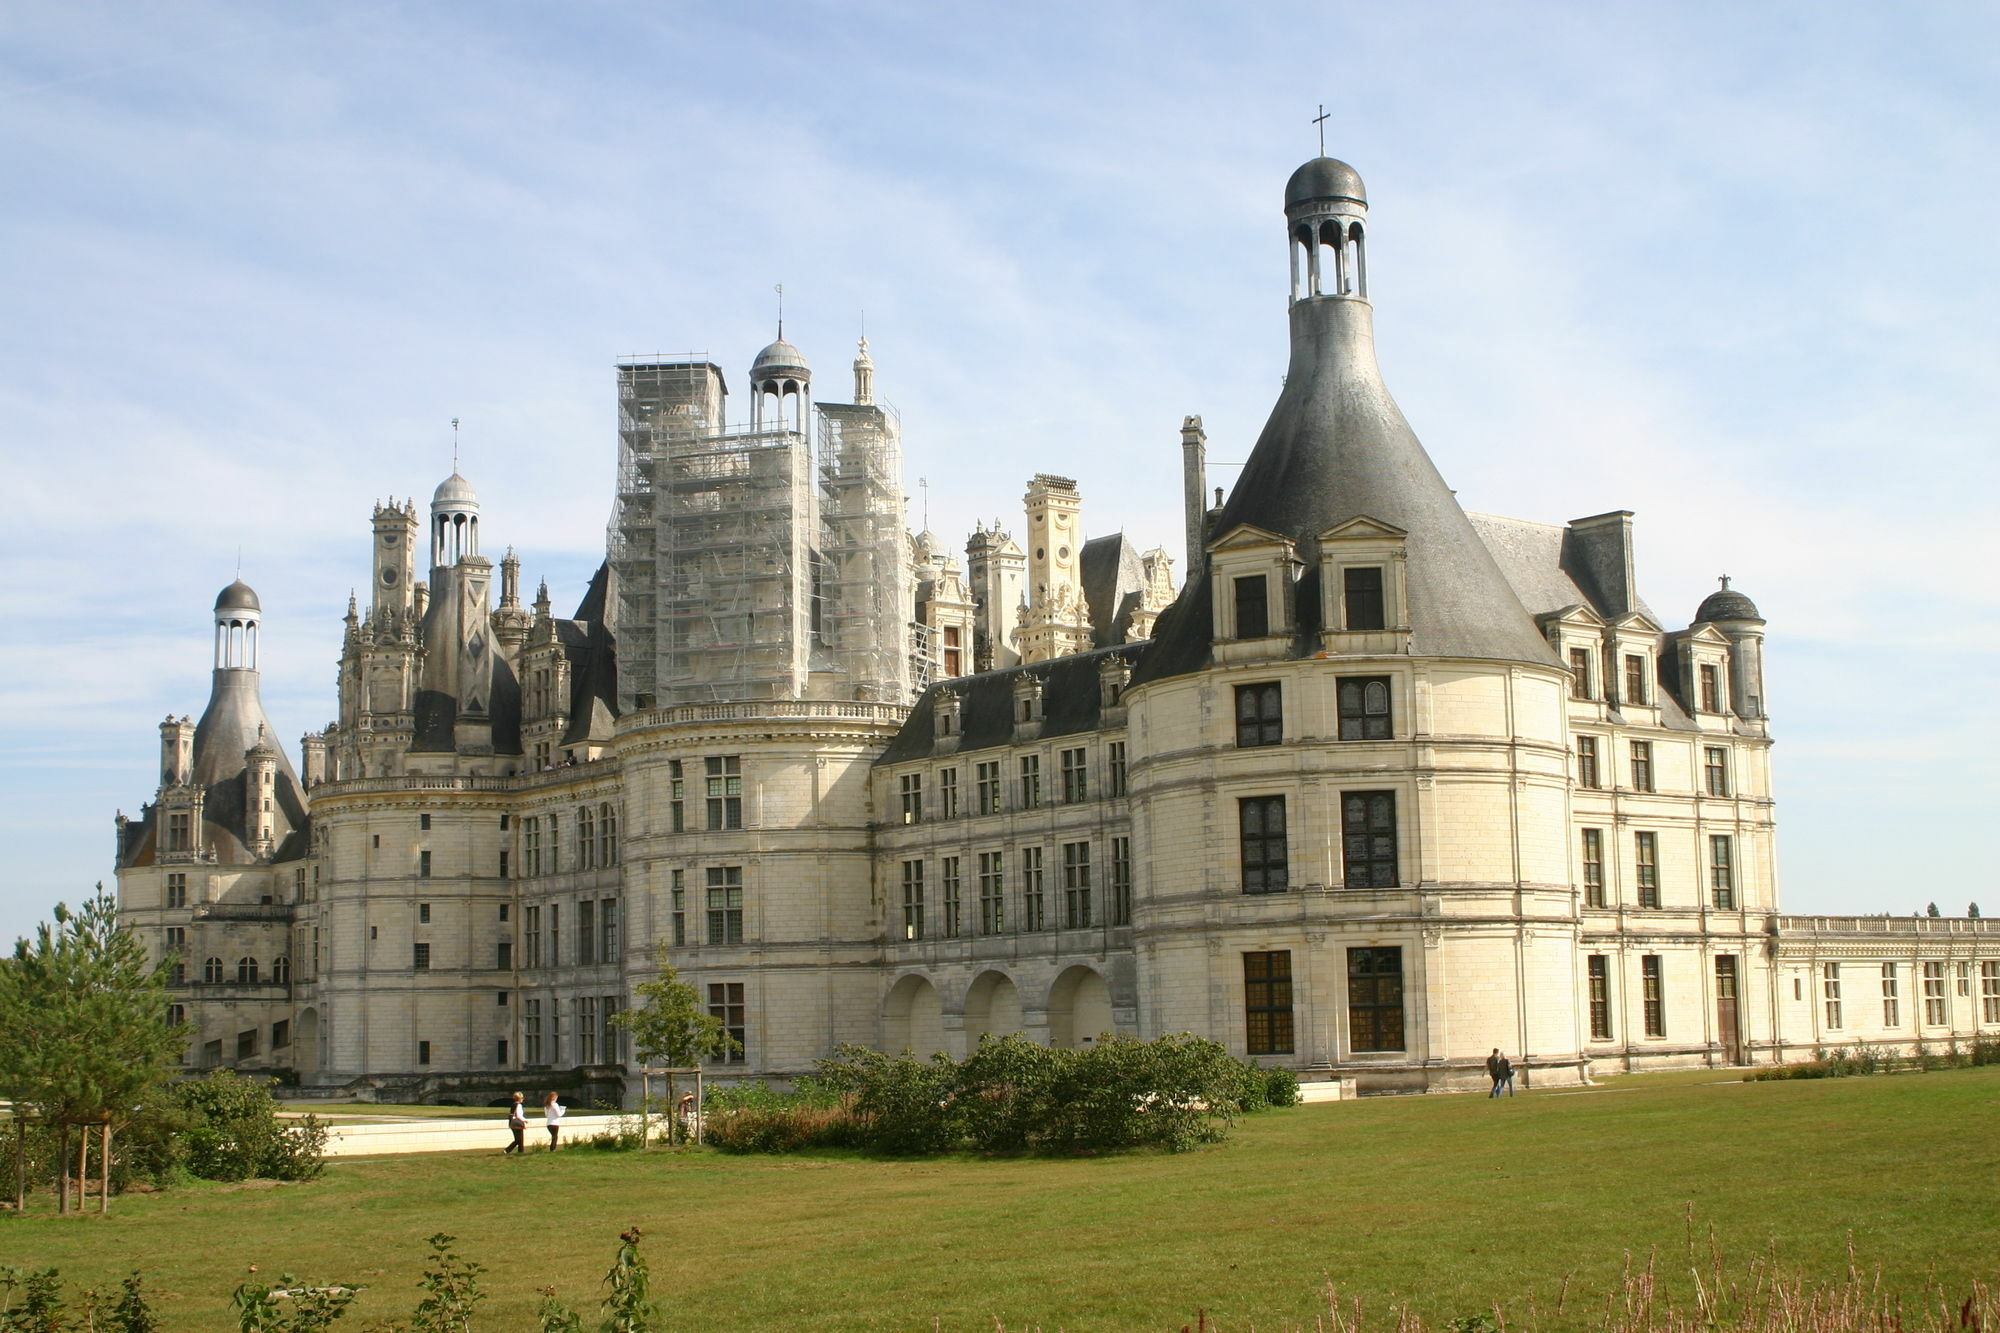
[1608,609,1664,635]
[1317,515,1408,542]
[1206,522,1293,554]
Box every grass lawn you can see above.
[9,1068,2000,1331]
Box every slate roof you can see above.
[875,643,1140,767]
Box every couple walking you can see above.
[1485,1049,1517,1098]
[503,1091,566,1152]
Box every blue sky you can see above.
[3,2,1995,942]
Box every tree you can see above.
[1926,901,1942,917]
[0,886,186,1212]
[608,945,738,1142]
[1970,903,1982,919]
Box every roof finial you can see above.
[774,283,784,340]
[1313,104,1330,157]
[919,476,929,530]
[1719,574,1731,590]
[451,417,460,473]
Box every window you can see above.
[899,773,924,824]
[1634,832,1659,908]
[237,957,259,985]
[550,998,562,1064]
[1576,736,1601,789]
[671,870,686,947]
[940,856,962,938]
[1337,677,1392,741]
[1239,795,1289,894]
[601,898,617,962]
[578,806,596,869]
[1243,951,1294,1055]
[600,804,618,866]
[1957,960,1972,999]
[1709,836,1735,909]
[1020,846,1046,931]
[549,904,560,964]
[1629,741,1653,793]
[418,1040,432,1066]
[1581,828,1605,907]
[499,849,510,878]
[1110,836,1133,927]
[165,925,186,954]
[419,850,432,879]
[669,760,686,832]
[978,852,1005,934]
[1823,963,1844,1029]
[272,956,290,984]
[1923,961,1947,1026]
[419,813,432,831]
[1341,791,1398,889]
[497,941,512,969]
[706,757,743,829]
[707,983,746,1063]
[1059,748,1088,803]
[1881,963,1900,1027]
[975,761,1002,816]
[497,1038,509,1065]
[1235,683,1282,747]
[1062,842,1092,929]
[1234,574,1270,638]
[1568,647,1593,699]
[413,942,430,971]
[1983,962,2000,1024]
[1348,947,1405,1051]
[167,1003,185,1030]
[900,861,925,941]
[601,994,620,1063]
[943,624,964,676]
[1624,654,1647,705]
[1641,955,1664,1037]
[938,768,959,818]
[579,996,598,1064]
[707,867,745,946]
[1107,743,1128,798]
[500,814,510,830]
[1018,754,1041,808]
[525,906,541,968]
[524,998,542,1064]
[578,900,595,965]
[1699,663,1722,713]
[1333,561,1388,630]
[167,810,192,852]
[524,817,541,877]
[1587,955,1612,1039]
[418,902,432,924]
[1704,747,1730,797]
[238,1030,259,1061]
[165,872,187,909]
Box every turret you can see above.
[159,715,194,788]
[749,337,810,433]
[244,725,279,859]
[853,336,874,405]
[1696,578,1768,720]
[1017,475,1092,663]
[965,521,1025,672]
[430,474,480,569]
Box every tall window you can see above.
[1062,842,1092,929]
[1629,741,1653,793]
[601,898,618,961]
[670,870,686,948]
[900,860,925,941]
[550,997,562,1065]
[1823,963,1844,1029]
[579,996,598,1064]
[1881,963,1900,1027]
[1923,961,1947,1026]
[600,804,618,866]
[899,773,923,824]
[549,904,561,965]
[1641,955,1664,1037]
[419,900,432,924]
[706,867,744,946]
[238,957,260,985]
[203,956,223,984]
[1576,736,1601,789]
[1699,663,1722,713]
[1243,951,1294,1055]
[1581,828,1605,908]
[419,850,433,879]
[167,810,192,852]
[1624,654,1647,705]
[1634,832,1659,908]
[166,1003,185,1030]
[940,856,962,938]
[1348,947,1405,1051]
[1704,747,1730,797]
[706,983,746,1063]
[1343,567,1386,631]
[1018,755,1042,809]
[978,851,1005,934]
[578,806,596,869]
[1568,647,1593,699]
[1709,835,1735,909]
[1059,748,1088,803]
[1020,846,1046,931]
[1110,836,1133,926]
[525,906,541,968]
[408,941,429,972]
[1982,961,2000,1024]
[975,761,1002,816]
[164,926,186,955]
[1235,683,1282,747]
[273,956,290,984]
[524,998,542,1064]
[669,760,686,832]
[574,900,593,965]
[942,624,963,676]
[1107,742,1128,797]
[938,768,959,818]
[165,872,187,909]
[548,815,560,872]
[524,817,541,877]
[1587,954,1612,1039]
[1341,791,1398,889]
[1337,677,1392,741]
[706,757,743,829]
[1234,574,1270,638]
[1957,960,1972,998]
[1239,795,1289,894]
[601,994,620,1064]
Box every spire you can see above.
[853,335,874,405]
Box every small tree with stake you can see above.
[0,886,186,1213]
[608,945,739,1143]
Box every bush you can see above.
[168,1072,326,1182]
[1263,1065,1302,1107]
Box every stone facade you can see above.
[115,155,2000,1099]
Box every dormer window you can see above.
[1623,654,1648,706]
[1342,567,1385,631]
[1568,647,1593,699]
[1234,575,1269,639]
[1699,663,1721,713]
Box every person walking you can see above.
[1486,1048,1504,1097]
[1495,1053,1516,1098]
[543,1091,566,1150]
[504,1091,527,1154]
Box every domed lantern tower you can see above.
[749,337,811,434]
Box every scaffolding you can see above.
[818,402,911,703]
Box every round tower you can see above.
[1697,578,1768,719]
[749,337,810,433]
[214,579,262,670]
[245,724,279,858]
[1285,156,1369,303]
[431,473,480,569]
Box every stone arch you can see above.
[1047,965,1115,1049]
[962,970,1022,1046]
[883,974,946,1057]
[295,1007,320,1076]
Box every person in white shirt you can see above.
[543,1091,566,1150]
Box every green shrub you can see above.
[169,1072,326,1182]
[1263,1066,1302,1107]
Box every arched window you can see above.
[600,803,618,867]
[203,957,224,984]
[1347,220,1367,298]
[272,956,291,985]
[577,806,595,869]
[237,957,259,985]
